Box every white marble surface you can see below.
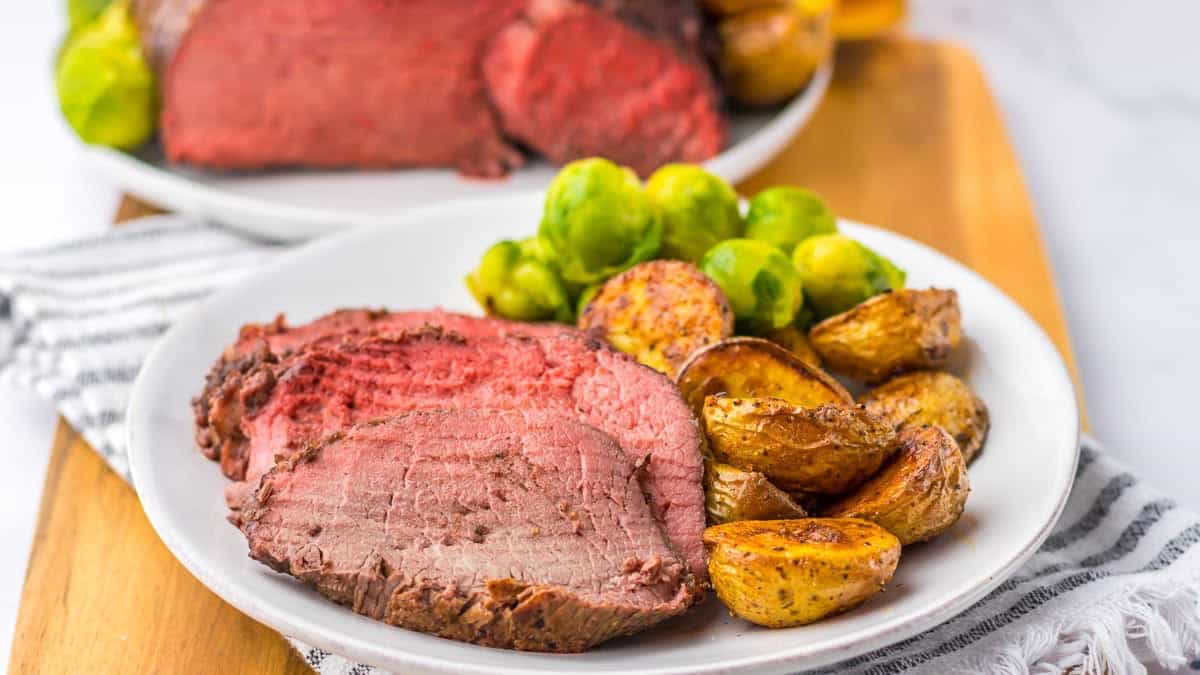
[2,0,1199,670]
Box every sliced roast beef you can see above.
[483,0,725,176]
[193,309,567,470]
[147,0,527,176]
[238,410,700,651]
[135,0,726,176]
[202,317,707,579]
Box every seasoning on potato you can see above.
[704,518,901,627]
[676,337,852,416]
[578,260,734,377]
[810,288,962,382]
[706,461,808,524]
[762,324,822,368]
[701,239,804,332]
[825,425,970,545]
[860,371,989,463]
[703,396,897,493]
[644,164,744,264]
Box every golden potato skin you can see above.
[578,260,734,377]
[703,396,897,493]
[706,461,808,524]
[860,371,990,463]
[809,288,962,383]
[676,337,852,417]
[826,425,970,545]
[704,518,901,627]
[715,5,835,107]
[762,324,822,368]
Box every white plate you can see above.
[127,192,1080,674]
[86,64,832,242]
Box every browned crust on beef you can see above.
[237,411,701,652]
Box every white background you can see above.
[3,0,1199,669]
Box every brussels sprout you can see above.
[701,239,803,331]
[792,233,905,319]
[745,186,837,253]
[466,239,573,323]
[68,0,114,32]
[538,158,662,286]
[644,164,742,263]
[56,0,158,150]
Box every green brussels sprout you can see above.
[792,233,906,319]
[56,0,158,151]
[466,239,573,323]
[538,158,662,286]
[644,164,743,263]
[68,0,114,32]
[700,238,803,331]
[744,186,837,253]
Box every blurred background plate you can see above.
[81,63,831,242]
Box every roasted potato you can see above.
[714,3,835,107]
[703,396,897,493]
[676,337,851,416]
[578,260,734,377]
[706,461,808,524]
[825,425,969,545]
[860,371,989,463]
[809,288,962,382]
[704,518,901,627]
[762,324,822,368]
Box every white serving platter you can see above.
[128,191,1079,674]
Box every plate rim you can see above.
[127,194,1080,674]
[83,62,833,242]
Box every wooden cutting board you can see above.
[8,38,1083,674]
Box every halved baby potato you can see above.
[703,396,897,494]
[676,337,851,417]
[825,425,969,545]
[809,288,962,383]
[706,461,808,524]
[762,324,822,368]
[860,370,990,463]
[578,260,734,377]
[704,518,901,627]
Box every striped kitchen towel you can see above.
[1,214,1198,675]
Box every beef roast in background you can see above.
[238,410,701,652]
[196,311,708,580]
[484,0,725,176]
[137,0,526,176]
[133,0,726,177]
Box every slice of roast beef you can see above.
[483,0,726,177]
[194,309,567,471]
[142,0,526,176]
[207,320,707,580]
[237,410,700,652]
